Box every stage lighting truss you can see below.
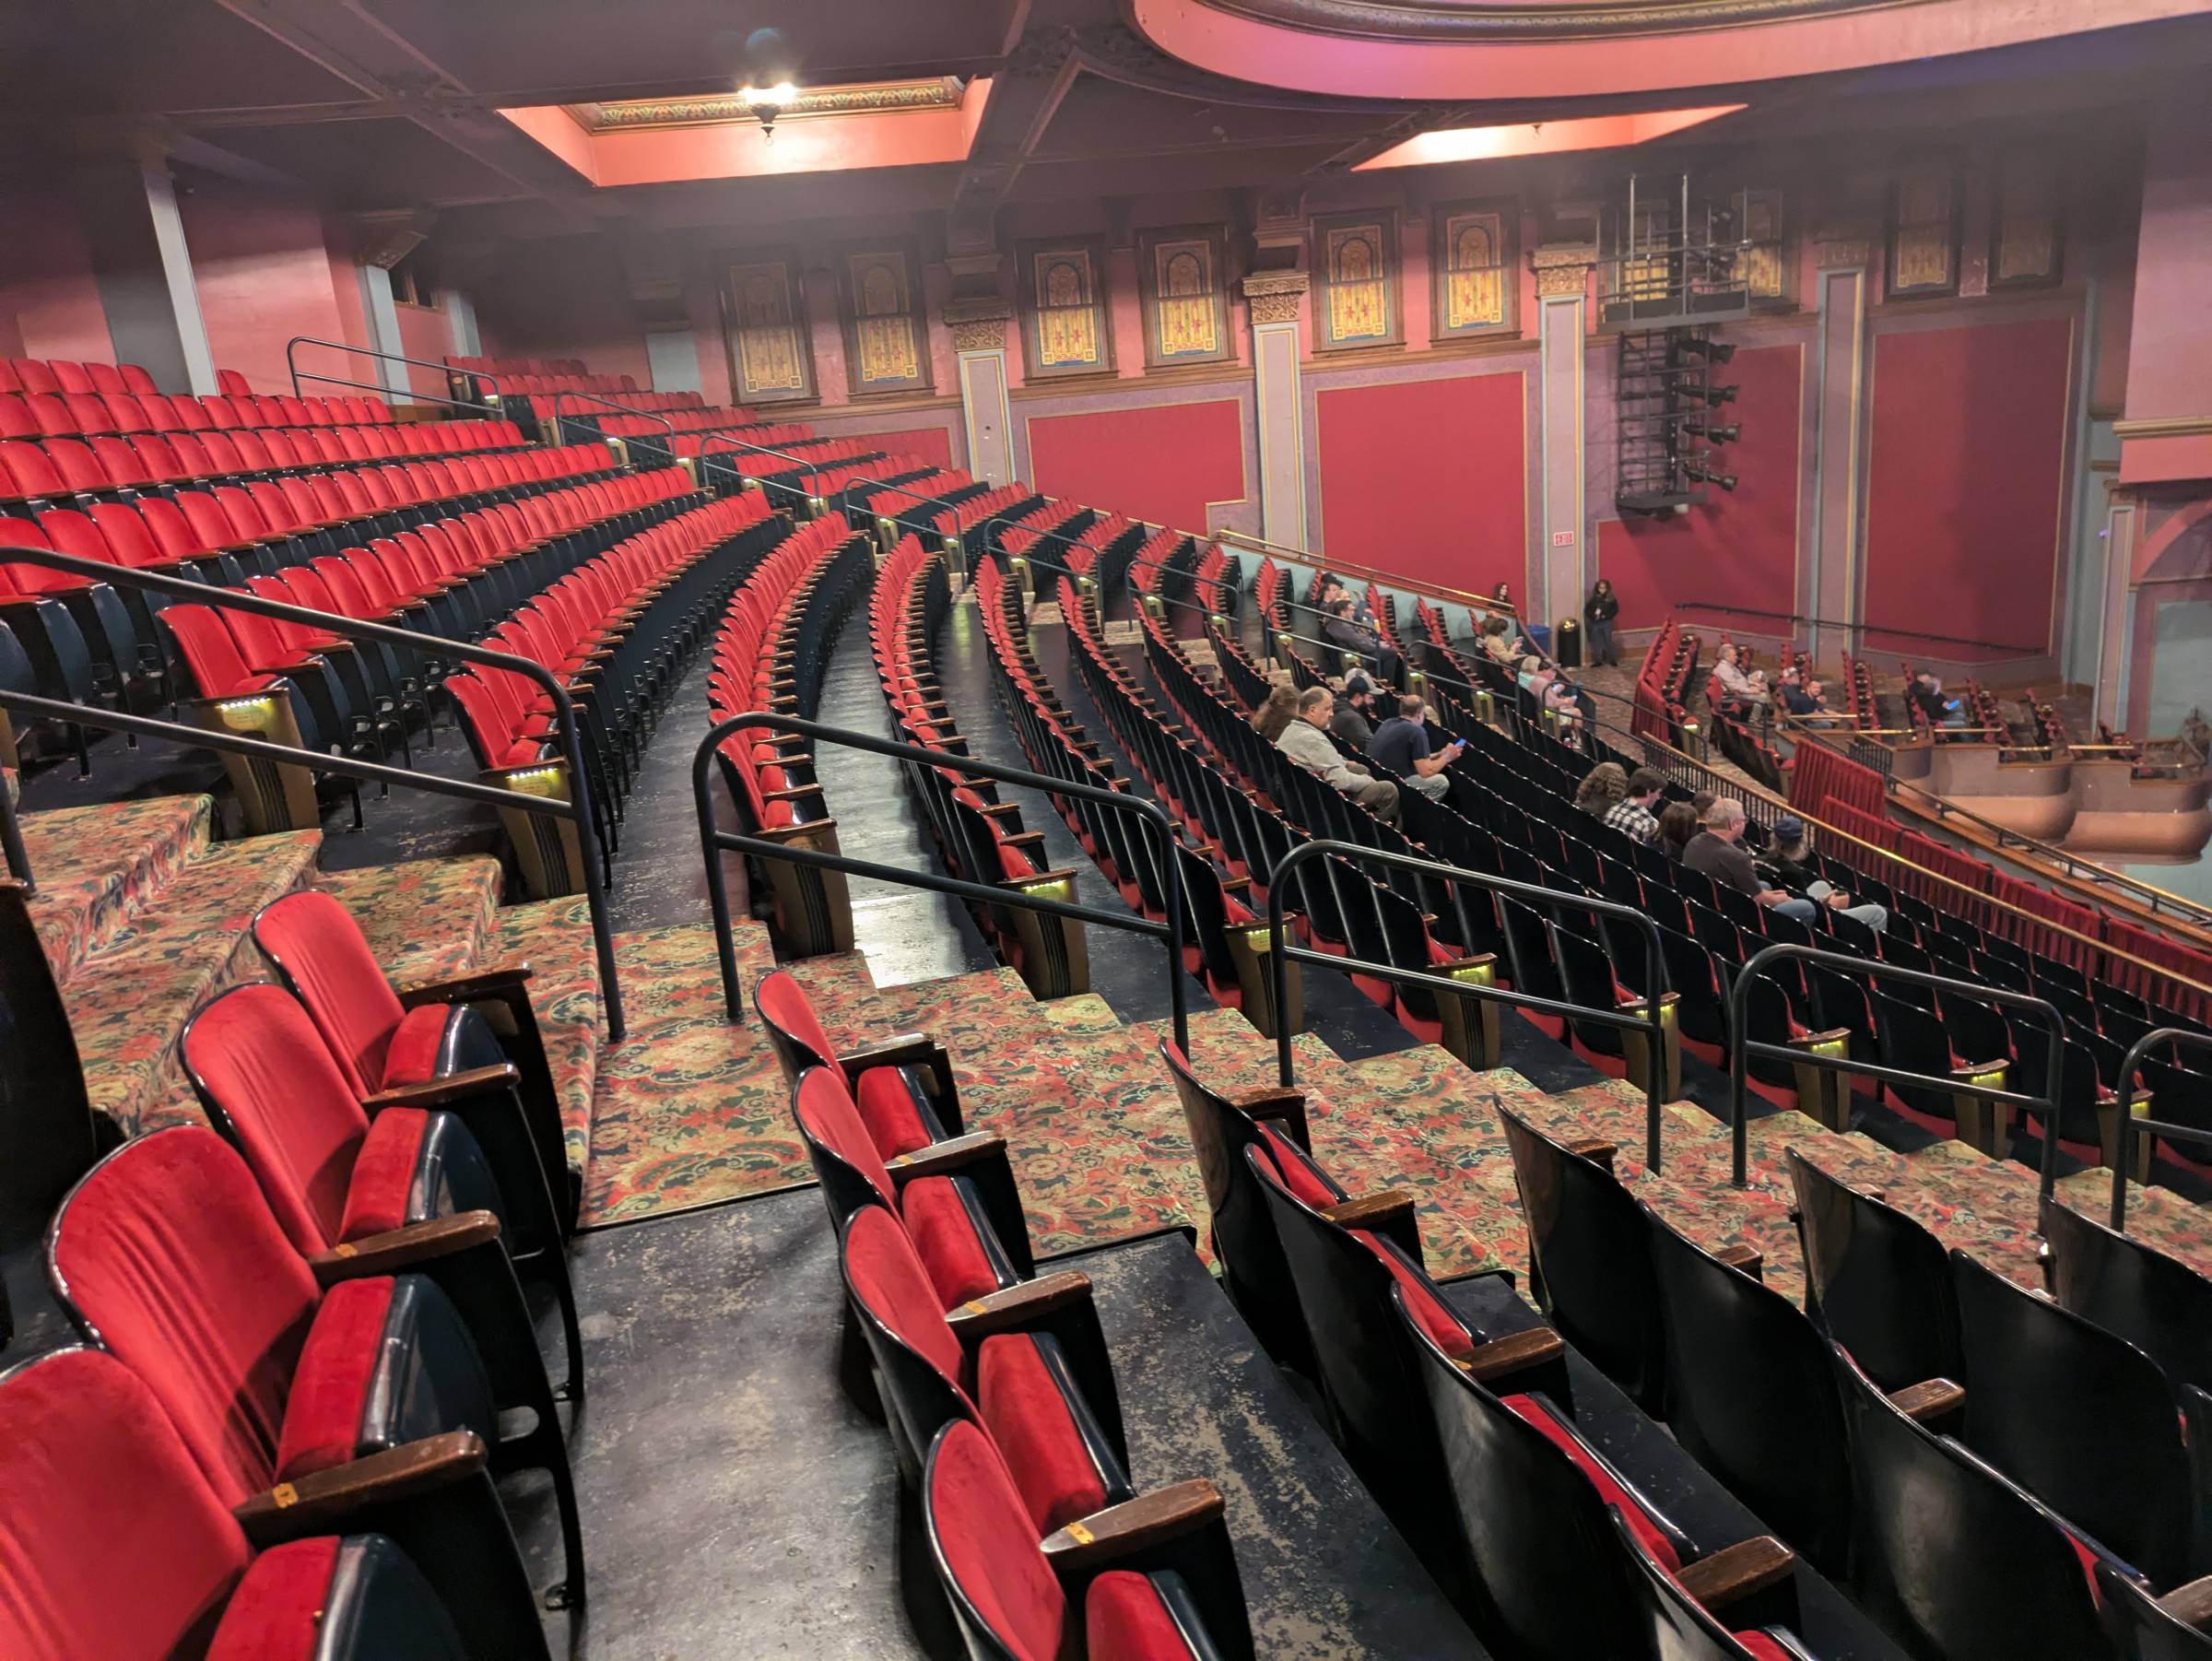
[1614,324,1745,516]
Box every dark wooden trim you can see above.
[362,1063,520,1112]
[233,1431,486,1546]
[1041,1479,1225,1575]
[1888,1377,1966,1423]
[1675,1536,1797,1610]
[885,1131,1007,1185]
[308,1210,503,1284]
[946,1271,1093,1344]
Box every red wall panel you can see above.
[1314,370,1526,596]
[1862,316,2075,660]
[1025,397,1246,532]
[838,425,955,472]
[1597,342,1803,635]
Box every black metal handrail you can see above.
[1675,601,2041,659]
[1263,839,1675,1172]
[979,511,1199,603]
[546,388,676,451]
[2109,1031,2212,1230]
[284,335,505,413]
[1725,943,2064,1190]
[0,543,627,1040]
[693,712,1190,1052]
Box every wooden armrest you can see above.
[1320,1190,1418,1234]
[760,783,824,804]
[308,1210,502,1285]
[976,801,1022,820]
[757,817,839,844]
[234,1431,487,1547]
[946,1271,1092,1345]
[1714,1243,1763,1278]
[1230,1086,1306,1125]
[1950,1060,2009,1080]
[1041,1480,1225,1577]
[1458,1326,1567,1384]
[1002,830,1048,854]
[2159,1576,2212,1632]
[1789,1028,1853,1050]
[362,1063,520,1112]
[1675,1536,1797,1611]
[1888,1377,1965,1424]
[394,962,534,1007]
[840,1032,943,1074]
[1218,874,1253,895]
[1563,1137,1618,1173]
[886,1131,1006,1186]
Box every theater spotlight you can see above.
[1701,383,1739,407]
[1683,419,1740,443]
[1677,336,1736,365]
[1686,464,1738,491]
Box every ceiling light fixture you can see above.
[738,81,797,139]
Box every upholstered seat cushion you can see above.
[337,1109,505,1242]
[1504,1392,1683,1573]
[856,1065,936,1158]
[208,1534,467,1660]
[275,1275,498,1480]
[1358,1230,1474,1361]
[1257,1125,1337,1208]
[900,1174,1012,1306]
[1086,1571,1204,1660]
[977,1333,1112,1533]
[378,1004,458,1088]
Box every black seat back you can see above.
[2041,1196,2212,1395]
[2098,1561,2212,1660]
[1645,1205,1854,1575]
[1951,1246,2194,1587]
[1787,1149,1962,1390]
[1835,1345,2116,1661]
[1607,1511,1814,1661]
[1497,1099,1665,1412]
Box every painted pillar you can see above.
[2095,494,2138,730]
[1806,238,1873,669]
[946,299,1016,486]
[1531,246,1594,630]
[440,289,482,360]
[71,157,218,395]
[357,265,412,399]
[1241,271,1309,550]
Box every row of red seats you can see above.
[444,353,585,375]
[931,480,1032,542]
[599,406,780,438]
[708,512,857,831]
[994,500,1081,568]
[0,419,529,506]
[0,443,618,597]
[0,388,404,443]
[752,971,1254,1658]
[2,356,156,396]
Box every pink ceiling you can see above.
[499,81,993,186]
[1129,0,2212,101]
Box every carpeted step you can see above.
[496,895,607,1196]
[21,795,213,985]
[60,829,322,1140]
[316,854,504,984]
[2053,1168,2212,1279]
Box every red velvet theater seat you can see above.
[841,1204,1131,1533]
[757,967,961,1157]
[45,1128,500,1505]
[0,1348,478,1661]
[924,1419,1251,1661]
[252,887,577,1232]
[793,1065,1034,1303]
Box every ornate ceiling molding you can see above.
[566,77,964,133]
[1191,0,1924,43]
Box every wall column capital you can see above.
[1530,243,1597,300]
[942,296,1013,355]
[1241,269,1308,327]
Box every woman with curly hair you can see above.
[1573,760,1629,818]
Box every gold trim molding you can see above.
[1531,243,1596,300]
[568,77,963,132]
[2112,415,2212,440]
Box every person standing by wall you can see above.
[1585,578,1621,667]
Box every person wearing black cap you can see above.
[1759,814,1888,932]
[1330,673,1379,748]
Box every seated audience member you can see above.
[1713,642,1769,705]
[1781,673,1840,722]
[1480,616,1518,663]
[1541,668,1583,727]
[1684,798,1818,922]
[1277,686,1401,823]
[1331,674,1378,748]
[1584,578,1621,666]
[1908,669,1969,729]
[1324,599,1399,682]
[1369,693,1464,800]
[1759,815,1888,932]
[1520,654,1548,693]
[1319,576,1375,629]
[1606,767,1666,843]
[1251,682,1300,742]
[1573,761,1629,819]
[1657,802,1700,860]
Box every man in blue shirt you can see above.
[1368,694,1464,800]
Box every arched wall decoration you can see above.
[1018,235,1115,380]
[839,243,932,395]
[1313,210,1401,351]
[723,251,816,404]
[1137,224,1233,368]
[1430,200,1516,339]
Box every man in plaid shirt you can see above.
[1604,768,1667,843]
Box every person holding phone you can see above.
[1369,693,1465,800]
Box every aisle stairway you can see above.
[15,789,2210,1313]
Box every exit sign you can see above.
[1550,530,1575,547]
